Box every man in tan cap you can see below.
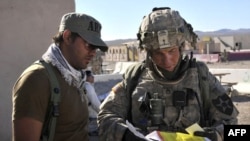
[12,12,108,141]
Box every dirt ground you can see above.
[231,94,250,124]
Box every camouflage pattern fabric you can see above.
[137,7,197,50]
[98,61,238,141]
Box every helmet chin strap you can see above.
[149,55,165,78]
[145,52,162,77]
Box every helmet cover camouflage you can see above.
[137,7,197,50]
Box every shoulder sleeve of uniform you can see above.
[111,82,124,94]
[196,61,238,120]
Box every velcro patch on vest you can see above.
[212,94,233,115]
[111,82,123,94]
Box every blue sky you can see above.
[75,0,250,41]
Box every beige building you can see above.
[196,36,239,54]
[104,41,146,63]
[88,50,104,74]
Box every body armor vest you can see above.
[130,65,204,133]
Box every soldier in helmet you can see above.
[98,7,238,141]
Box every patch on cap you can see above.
[59,12,108,52]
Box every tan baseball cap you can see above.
[59,12,108,52]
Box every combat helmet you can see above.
[137,7,198,51]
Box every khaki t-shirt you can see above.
[12,63,89,141]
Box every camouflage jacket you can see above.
[98,61,239,141]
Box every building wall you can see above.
[196,36,238,54]
[103,43,146,63]
[88,50,104,74]
[213,36,235,52]
[0,1,74,140]
[104,45,128,62]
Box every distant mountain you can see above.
[104,28,250,49]
[195,28,250,37]
[105,39,137,46]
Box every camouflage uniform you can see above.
[98,60,238,141]
[98,7,238,141]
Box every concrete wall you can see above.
[94,74,123,95]
[209,69,250,94]
[113,61,138,74]
[0,0,74,140]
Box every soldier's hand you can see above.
[194,127,218,141]
[122,129,146,141]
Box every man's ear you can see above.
[62,29,71,44]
